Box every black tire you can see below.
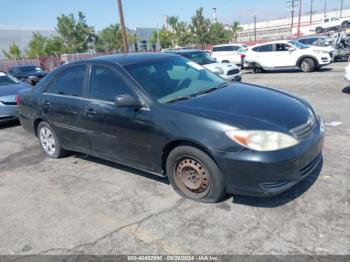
[300,58,316,72]
[316,27,323,34]
[342,21,349,28]
[37,121,67,158]
[166,145,225,203]
[222,60,229,63]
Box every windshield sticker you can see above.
[0,72,6,76]
[187,61,205,71]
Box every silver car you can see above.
[0,71,31,123]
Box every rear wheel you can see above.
[222,60,229,63]
[316,27,323,34]
[300,58,316,72]
[166,145,225,203]
[37,121,67,158]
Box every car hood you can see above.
[203,62,239,71]
[170,83,313,132]
[0,82,31,96]
[309,45,335,52]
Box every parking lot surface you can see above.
[0,62,349,255]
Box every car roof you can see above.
[213,43,245,47]
[296,36,327,40]
[165,49,202,54]
[72,52,179,66]
[10,64,38,69]
[250,40,292,48]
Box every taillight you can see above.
[15,95,20,105]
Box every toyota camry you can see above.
[17,53,324,203]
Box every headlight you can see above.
[225,130,299,151]
[213,67,224,75]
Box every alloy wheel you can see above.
[39,127,56,156]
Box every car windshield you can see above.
[0,72,20,86]
[125,57,226,104]
[288,41,309,49]
[186,52,216,65]
[19,66,43,73]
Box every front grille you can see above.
[290,116,316,140]
[299,154,322,176]
[227,69,240,75]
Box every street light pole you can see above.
[117,0,129,53]
[340,0,344,18]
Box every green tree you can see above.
[2,42,22,59]
[189,7,211,45]
[26,33,47,58]
[45,36,65,56]
[231,21,243,43]
[56,12,95,53]
[150,28,172,49]
[95,24,122,52]
[209,23,230,44]
[176,22,191,46]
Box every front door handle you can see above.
[41,100,50,109]
[85,108,96,118]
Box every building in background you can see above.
[237,9,350,43]
[0,25,56,59]
[0,25,158,59]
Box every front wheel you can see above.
[37,121,67,158]
[166,145,225,203]
[342,21,349,28]
[300,58,316,72]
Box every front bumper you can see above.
[213,121,325,196]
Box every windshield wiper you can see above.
[195,83,229,96]
[165,95,194,104]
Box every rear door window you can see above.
[47,65,86,97]
[256,44,273,52]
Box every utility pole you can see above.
[254,15,257,42]
[340,0,344,18]
[310,0,313,25]
[287,0,298,35]
[117,0,128,53]
[213,8,217,23]
[324,0,327,19]
[297,0,302,37]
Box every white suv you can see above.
[211,44,248,65]
[244,40,332,72]
[314,17,350,34]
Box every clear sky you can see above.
[0,0,348,30]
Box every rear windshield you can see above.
[0,72,20,85]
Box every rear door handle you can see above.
[85,108,96,118]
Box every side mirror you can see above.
[288,47,296,51]
[114,94,143,108]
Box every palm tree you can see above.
[167,16,178,46]
[231,21,243,43]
